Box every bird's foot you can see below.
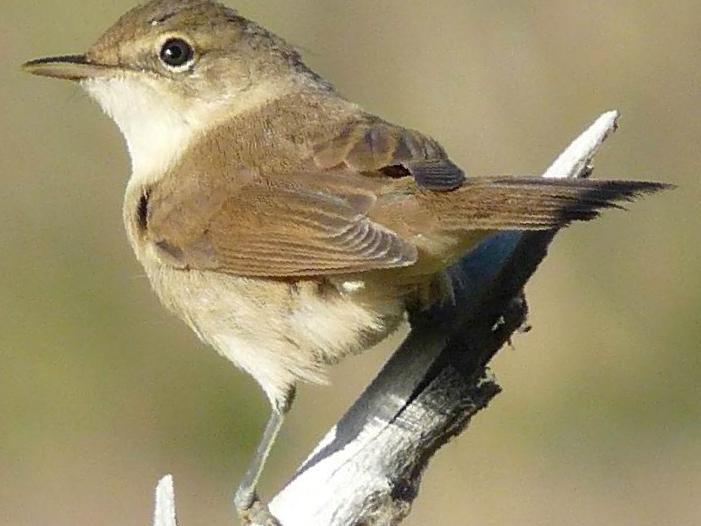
[236,492,281,526]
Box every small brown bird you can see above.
[24,0,666,522]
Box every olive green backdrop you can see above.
[2,1,699,525]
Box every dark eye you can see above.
[159,38,194,68]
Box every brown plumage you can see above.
[135,97,665,279]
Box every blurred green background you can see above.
[2,1,699,525]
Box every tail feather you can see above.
[419,177,670,231]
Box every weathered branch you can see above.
[154,475,178,526]
[153,111,621,526]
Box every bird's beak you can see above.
[22,55,112,81]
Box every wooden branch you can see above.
[153,111,621,526]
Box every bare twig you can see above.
[154,475,178,526]
[152,111,621,526]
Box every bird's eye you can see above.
[159,38,194,69]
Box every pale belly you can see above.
[141,261,406,403]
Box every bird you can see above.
[23,0,667,522]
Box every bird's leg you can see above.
[234,388,294,525]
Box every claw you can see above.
[237,497,281,526]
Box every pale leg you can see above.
[234,389,294,524]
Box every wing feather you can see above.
[313,121,465,190]
[145,179,417,277]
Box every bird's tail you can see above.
[416,177,670,231]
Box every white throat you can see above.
[82,75,284,187]
[83,76,206,185]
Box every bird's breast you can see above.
[121,197,407,403]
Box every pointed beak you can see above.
[22,55,113,81]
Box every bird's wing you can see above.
[143,169,418,278]
[141,120,463,278]
[312,120,466,191]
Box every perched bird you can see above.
[24,0,666,522]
